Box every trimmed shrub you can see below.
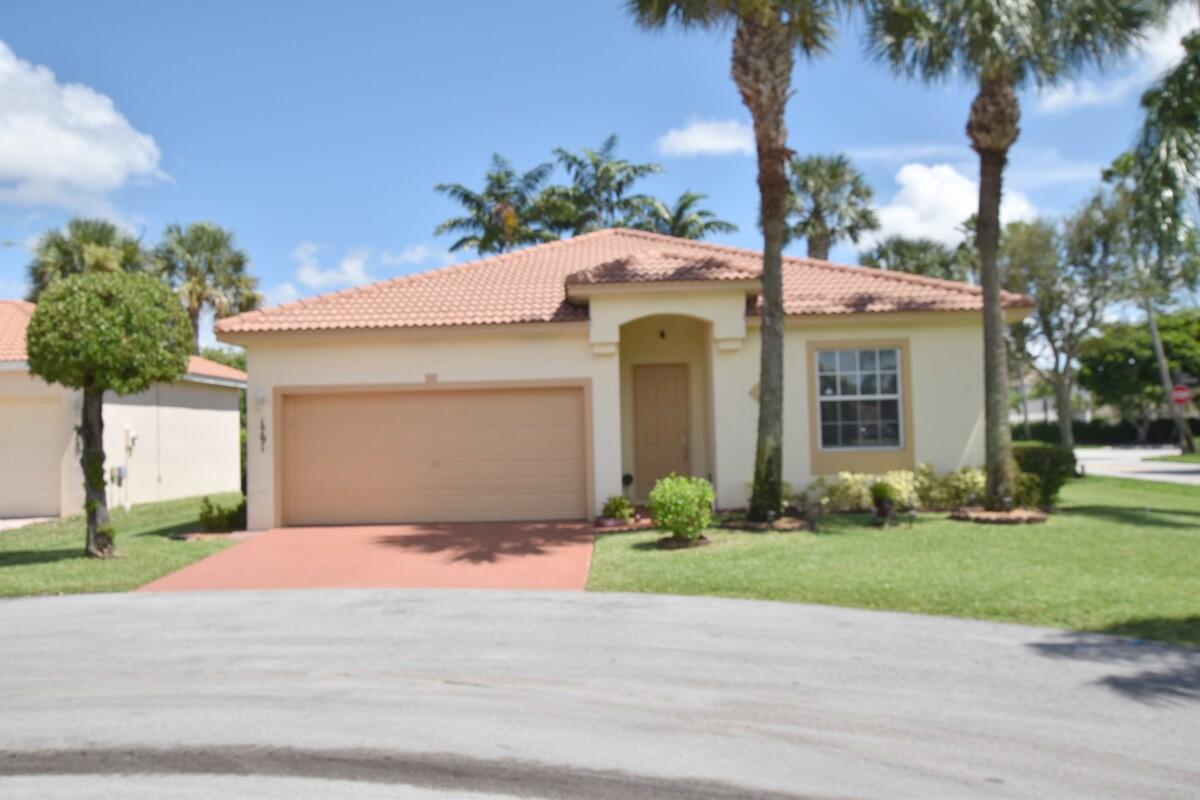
[1012,417,1199,446]
[649,475,715,541]
[915,465,987,510]
[1014,470,1043,510]
[1012,442,1076,508]
[199,496,247,532]
[601,494,634,522]
[870,481,899,505]
[804,470,918,513]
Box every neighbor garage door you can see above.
[280,387,587,525]
[0,397,61,517]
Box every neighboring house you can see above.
[216,228,1031,530]
[0,300,246,518]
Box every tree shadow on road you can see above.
[1028,619,1200,705]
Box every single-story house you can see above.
[216,228,1030,530]
[0,300,247,518]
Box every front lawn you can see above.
[589,476,1200,645]
[0,494,240,597]
[1147,452,1200,464]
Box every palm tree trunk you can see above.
[977,149,1017,508]
[731,14,793,521]
[80,386,115,558]
[189,305,202,354]
[1053,374,1074,448]
[1145,300,1196,453]
[806,234,831,261]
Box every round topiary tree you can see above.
[26,272,192,557]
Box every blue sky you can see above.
[1,1,1196,345]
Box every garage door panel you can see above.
[282,387,587,525]
[0,398,61,517]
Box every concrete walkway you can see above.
[0,517,51,533]
[1075,446,1200,486]
[140,522,595,592]
[0,591,1195,798]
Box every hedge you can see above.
[1012,417,1199,446]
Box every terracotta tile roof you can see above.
[185,356,247,384]
[0,300,35,361]
[0,300,246,385]
[216,228,1032,335]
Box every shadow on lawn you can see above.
[1056,505,1200,530]
[0,547,85,568]
[1029,617,1200,705]
[373,523,593,564]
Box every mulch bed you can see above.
[950,507,1049,525]
[655,534,710,550]
[170,531,256,542]
[594,516,656,533]
[721,516,812,532]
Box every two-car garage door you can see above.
[280,387,587,525]
[0,398,61,517]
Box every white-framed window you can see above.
[816,347,902,450]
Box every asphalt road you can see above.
[1075,446,1200,486]
[1,590,1196,799]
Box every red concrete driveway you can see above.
[140,522,594,592]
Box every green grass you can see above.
[1147,453,1200,464]
[0,494,240,597]
[589,477,1200,645]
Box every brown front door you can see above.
[634,364,690,499]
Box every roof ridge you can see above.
[609,227,1002,298]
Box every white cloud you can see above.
[656,119,754,157]
[292,241,371,289]
[380,243,455,267]
[1036,5,1199,113]
[0,40,164,213]
[264,281,299,307]
[866,163,1037,248]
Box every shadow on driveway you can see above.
[373,522,594,565]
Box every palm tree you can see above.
[26,218,144,301]
[788,154,879,259]
[435,155,558,254]
[1128,30,1200,453]
[628,0,843,521]
[859,235,968,281]
[865,0,1157,508]
[546,134,663,234]
[154,223,261,353]
[630,191,739,239]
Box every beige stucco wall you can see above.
[708,315,987,508]
[66,382,243,511]
[618,315,712,496]
[0,370,242,517]
[236,325,623,530]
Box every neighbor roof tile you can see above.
[0,300,246,384]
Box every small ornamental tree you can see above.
[26,273,192,557]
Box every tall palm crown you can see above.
[628,0,844,521]
[859,235,968,281]
[435,155,557,254]
[864,0,1157,508]
[154,223,261,352]
[546,134,663,234]
[631,191,739,239]
[26,218,144,301]
[1132,30,1200,255]
[788,154,879,259]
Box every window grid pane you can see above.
[816,347,902,450]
